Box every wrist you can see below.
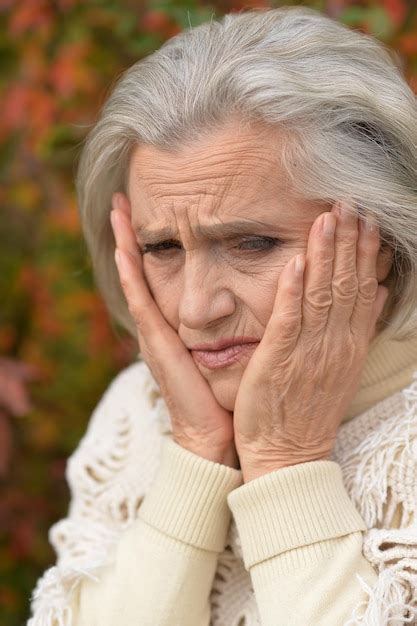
[220,443,241,469]
[240,455,331,482]
[200,444,241,469]
[173,437,241,469]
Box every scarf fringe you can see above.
[341,371,417,625]
[27,518,121,625]
[341,370,417,529]
[343,568,417,625]
[26,562,102,626]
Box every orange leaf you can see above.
[9,0,54,36]
[398,32,417,56]
[49,41,92,98]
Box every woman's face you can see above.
[125,118,391,411]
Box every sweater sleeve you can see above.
[28,435,242,626]
[69,437,243,626]
[227,458,417,626]
[26,360,243,626]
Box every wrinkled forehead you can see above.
[126,122,324,234]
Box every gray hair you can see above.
[76,5,417,346]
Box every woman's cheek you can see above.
[142,263,173,312]
[142,248,299,326]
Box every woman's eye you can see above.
[142,240,181,255]
[237,237,278,251]
[142,237,280,255]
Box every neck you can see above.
[343,331,417,424]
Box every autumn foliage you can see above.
[0,1,416,624]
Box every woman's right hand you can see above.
[110,192,240,470]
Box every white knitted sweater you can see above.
[27,335,417,625]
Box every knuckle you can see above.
[336,238,358,260]
[341,230,359,246]
[357,236,379,253]
[333,273,358,300]
[285,283,301,298]
[304,284,332,314]
[358,276,379,301]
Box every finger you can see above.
[110,195,186,367]
[110,196,160,336]
[111,193,142,267]
[261,253,305,361]
[350,212,381,339]
[326,201,359,332]
[302,210,335,335]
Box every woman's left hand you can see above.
[233,200,390,482]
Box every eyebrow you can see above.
[135,220,278,243]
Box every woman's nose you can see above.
[178,258,235,329]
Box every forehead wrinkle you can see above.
[132,166,279,202]
[133,167,247,212]
[135,218,282,243]
[129,142,284,203]
[177,149,280,180]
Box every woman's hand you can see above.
[110,192,239,469]
[233,200,390,482]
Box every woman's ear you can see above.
[376,243,394,284]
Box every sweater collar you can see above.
[343,332,417,424]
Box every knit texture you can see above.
[26,335,417,625]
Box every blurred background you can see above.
[0,0,416,624]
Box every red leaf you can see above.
[383,0,407,27]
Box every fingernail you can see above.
[115,248,122,266]
[295,254,305,273]
[323,213,335,236]
[364,213,378,233]
[338,201,348,217]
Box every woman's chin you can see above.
[208,373,242,412]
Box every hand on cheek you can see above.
[232,201,389,482]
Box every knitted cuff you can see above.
[139,436,243,553]
[227,459,367,573]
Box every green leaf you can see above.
[341,6,395,40]
[366,7,395,40]
[340,6,368,25]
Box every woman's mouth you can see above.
[191,342,259,369]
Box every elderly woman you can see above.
[27,6,417,626]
